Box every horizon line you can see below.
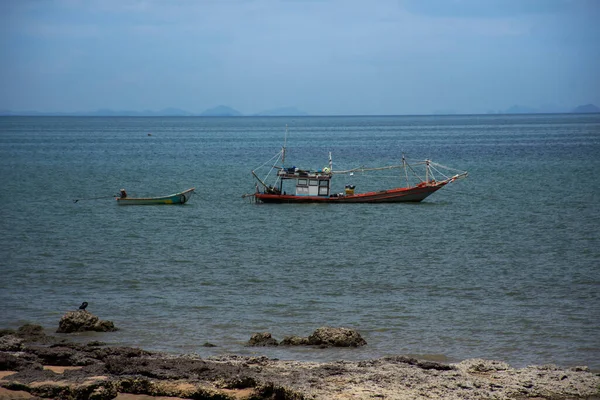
[1,112,599,117]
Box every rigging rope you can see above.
[253,149,283,187]
[72,195,116,203]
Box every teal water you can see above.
[1,114,599,369]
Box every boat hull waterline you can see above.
[254,183,445,203]
[116,188,195,205]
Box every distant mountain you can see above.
[571,104,600,114]
[0,109,63,116]
[538,103,565,114]
[87,108,194,116]
[254,106,308,116]
[432,109,458,115]
[155,108,195,116]
[504,103,600,115]
[505,105,540,114]
[0,108,196,116]
[89,108,142,116]
[199,105,242,116]
[1,103,598,116]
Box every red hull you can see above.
[255,183,446,204]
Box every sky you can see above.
[1,0,599,115]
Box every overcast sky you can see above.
[1,0,598,115]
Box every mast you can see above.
[425,159,430,185]
[402,154,409,186]
[280,125,288,193]
[282,124,288,166]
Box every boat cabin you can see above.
[277,168,331,196]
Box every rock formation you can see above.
[1,324,599,400]
[248,327,367,348]
[56,310,117,333]
[306,326,367,347]
[247,332,279,347]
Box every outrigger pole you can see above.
[252,170,270,191]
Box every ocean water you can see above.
[1,114,599,370]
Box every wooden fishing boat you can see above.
[116,188,195,205]
[245,129,467,204]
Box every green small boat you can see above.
[116,188,195,205]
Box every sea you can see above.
[1,114,599,370]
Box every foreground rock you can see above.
[247,332,279,347]
[306,326,367,347]
[1,326,599,400]
[248,326,367,348]
[57,310,117,333]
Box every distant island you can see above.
[253,107,308,116]
[571,104,600,114]
[199,105,243,117]
[0,105,309,117]
[0,103,598,117]
[499,103,600,115]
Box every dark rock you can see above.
[201,342,217,347]
[56,311,117,333]
[570,366,590,372]
[25,345,96,367]
[215,375,257,389]
[307,327,367,347]
[315,362,349,376]
[2,323,598,400]
[103,355,238,382]
[93,320,116,332]
[0,334,24,351]
[87,384,118,400]
[464,359,509,373]
[16,324,47,342]
[247,332,279,347]
[86,341,107,347]
[0,329,16,337]
[3,378,118,400]
[0,352,43,371]
[87,346,151,362]
[280,335,310,346]
[383,356,456,371]
[277,327,366,348]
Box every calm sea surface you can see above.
[1,114,599,370]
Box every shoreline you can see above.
[1,324,599,400]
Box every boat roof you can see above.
[277,169,331,180]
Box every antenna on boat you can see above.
[328,151,333,173]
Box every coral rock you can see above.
[56,311,117,333]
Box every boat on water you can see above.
[116,188,195,205]
[246,130,467,204]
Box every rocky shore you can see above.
[1,322,599,400]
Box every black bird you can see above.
[79,302,88,311]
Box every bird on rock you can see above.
[79,302,88,311]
